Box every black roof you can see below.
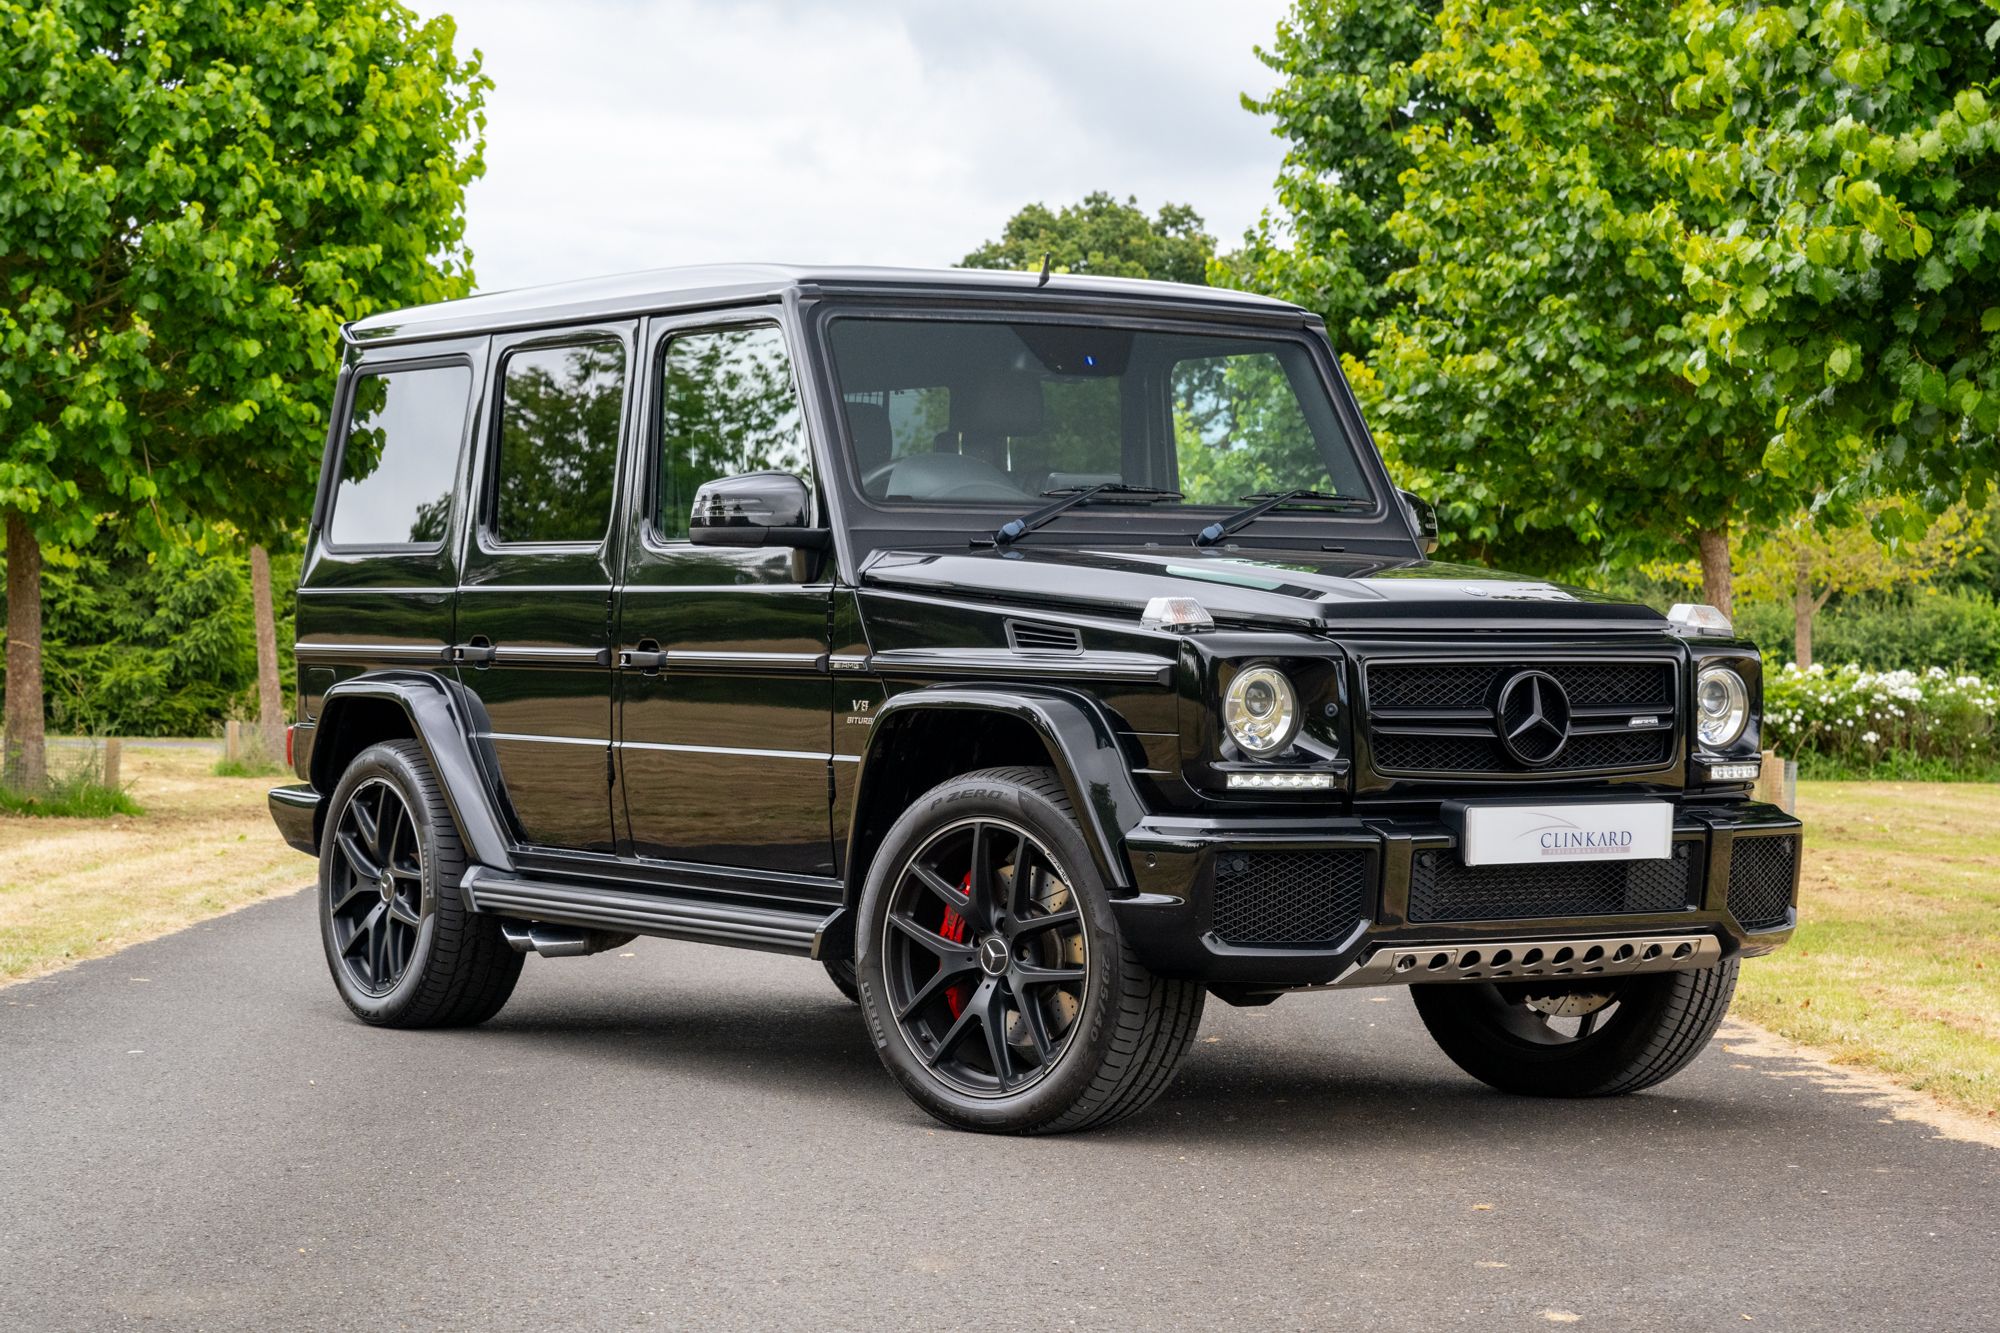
[344,263,1310,344]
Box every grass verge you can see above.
[1735,781,1999,1121]
[0,746,144,818]
[1792,752,2000,782]
[211,755,291,779]
[1,745,307,984]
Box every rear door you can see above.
[296,344,482,729]
[614,312,837,880]
[455,323,636,853]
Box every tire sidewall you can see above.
[318,742,446,1024]
[855,772,1123,1131]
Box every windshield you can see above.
[826,316,1373,510]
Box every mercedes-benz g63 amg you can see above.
[269,264,1800,1134]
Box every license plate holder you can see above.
[1443,800,1673,867]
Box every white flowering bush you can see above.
[1763,664,2000,768]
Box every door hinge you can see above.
[606,748,616,788]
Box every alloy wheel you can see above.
[327,778,429,996]
[880,817,1089,1097]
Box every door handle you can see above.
[619,640,670,674]
[453,636,497,668]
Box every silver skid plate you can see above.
[1333,933,1723,988]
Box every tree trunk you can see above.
[1696,525,1733,617]
[249,543,286,764]
[3,510,47,793]
[1792,549,1814,670]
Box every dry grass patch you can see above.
[1735,781,2000,1120]
[0,745,309,985]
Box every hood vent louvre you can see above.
[1006,621,1084,654]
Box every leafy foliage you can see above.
[1735,584,2000,676]
[962,192,1215,283]
[2,532,294,737]
[1233,2,1881,586]
[1766,662,1999,768]
[0,0,490,546]
[1667,0,2000,520]
[1226,0,1450,350]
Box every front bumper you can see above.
[1112,799,1801,991]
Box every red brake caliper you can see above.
[940,872,973,1018]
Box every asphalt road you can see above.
[3,889,1994,1332]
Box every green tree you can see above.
[1238,2,1833,604]
[1666,0,2000,524]
[0,0,488,788]
[962,192,1215,284]
[1224,0,1451,351]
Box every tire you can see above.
[824,955,860,1003]
[1411,956,1740,1097]
[318,739,523,1028]
[855,766,1204,1134]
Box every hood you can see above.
[861,545,1664,633]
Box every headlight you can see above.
[1695,665,1750,749]
[1224,666,1299,756]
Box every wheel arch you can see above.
[841,686,1145,915]
[312,672,516,874]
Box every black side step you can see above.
[460,867,834,958]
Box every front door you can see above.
[456,322,636,853]
[614,314,836,879]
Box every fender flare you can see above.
[312,672,517,874]
[846,684,1147,900]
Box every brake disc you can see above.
[1005,870,1083,1049]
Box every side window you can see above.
[491,340,627,545]
[327,363,471,547]
[657,325,811,540]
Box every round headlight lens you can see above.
[1224,666,1299,756]
[1695,665,1750,749]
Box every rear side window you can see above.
[656,325,811,540]
[327,364,471,548]
[491,340,627,544]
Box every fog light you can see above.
[1225,771,1334,790]
[1704,760,1760,783]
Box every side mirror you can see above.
[689,471,829,549]
[1399,489,1439,555]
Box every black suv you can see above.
[269,264,1800,1134]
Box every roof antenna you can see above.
[1036,252,1053,288]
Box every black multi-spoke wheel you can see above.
[1412,956,1740,1097]
[857,767,1205,1135]
[317,740,522,1028]
[880,816,1088,1097]
[327,778,428,995]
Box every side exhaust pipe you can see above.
[499,920,637,959]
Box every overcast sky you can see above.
[415,0,1295,295]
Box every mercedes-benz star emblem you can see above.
[1495,669,1572,766]
[978,936,1010,976]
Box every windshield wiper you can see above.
[992,483,1184,546]
[1193,489,1373,546]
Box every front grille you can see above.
[1408,844,1696,922]
[1727,835,1797,930]
[1212,849,1370,946]
[1365,658,1677,778]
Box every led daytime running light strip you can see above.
[1226,771,1335,790]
